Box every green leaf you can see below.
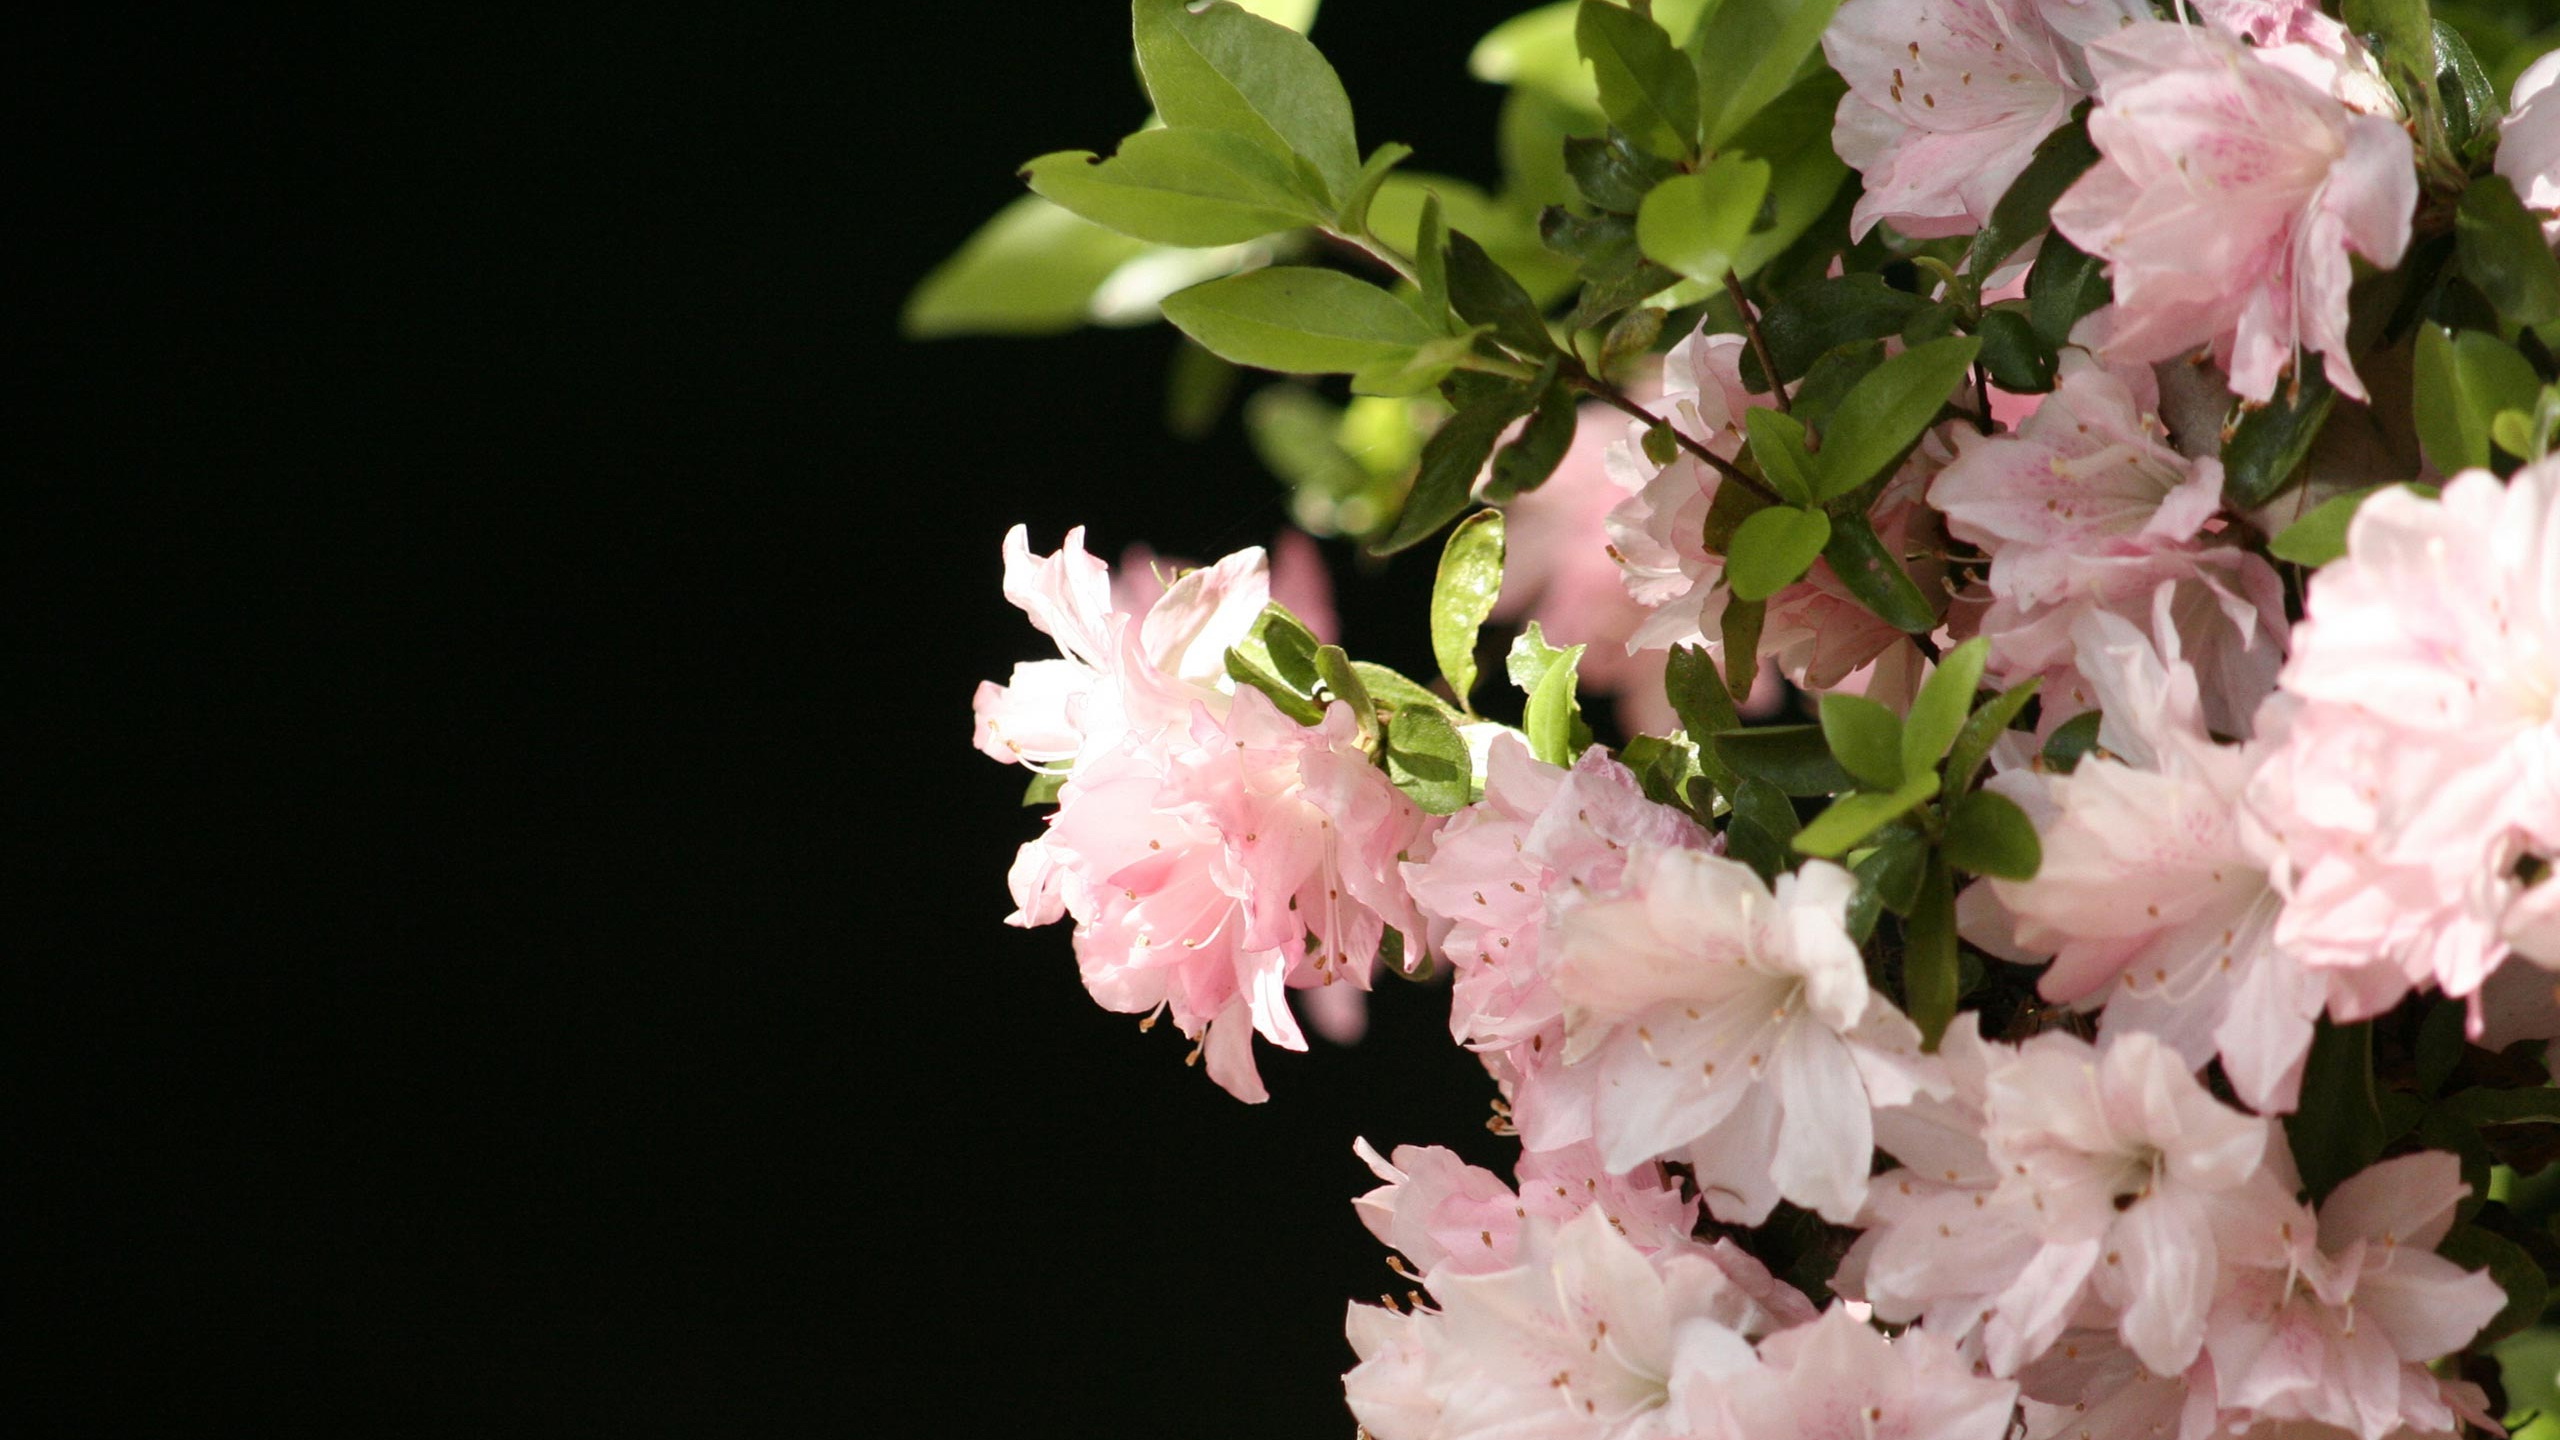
[1431,509,1507,708]
[1794,772,1939,857]
[1967,116,2099,281]
[2415,324,2542,475]
[1576,0,1699,160]
[1369,173,1579,302]
[1413,191,1452,330]
[2458,172,2560,327]
[1635,157,1772,288]
[2040,709,2104,774]
[1943,789,2042,880]
[1384,704,1474,813]
[1507,620,1574,692]
[1789,339,1887,432]
[1856,829,1932,919]
[903,196,1151,339]
[2221,366,2337,511]
[1744,275,1931,390]
[2415,998,2469,1098]
[1820,692,1906,791]
[1472,2,1603,114]
[1903,852,1959,1050]
[1563,129,1678,213]
[1021,129,1324,246]
[1821,511,1940,635]
[1619,733,1704,809]
[1226,646,1327,724]
[1162,267,1441,376]
[1975,306,2058,394]
[1446,228,1559,358]
[1499,87,1583,211]
[2441,1224,2550,1347]
[2491,406,2537,459]
[1725,506,1833,601]
[1023,770,1068,807]
[2026,230,2109,347]
[1665,644,1743,792]
[1718,593,1765,699]
[1813,336,1980,502]
[1724,775,1800,881]
[1744,408,1817,506]
[2433,18,2505,158]
[1713,724,1859,795]
[1350,329,1486,398]
[1351,661,1462,721]
[2269,483,2411,568]
[1134,0,1361,202]
[1375,381,1535,554]
[1722,67,1853,282]
[1489,383,1580,500]
[1313,643,1378,745]
[1896,638,1986,779]
[1944,678,2038,796]
[2284,1019,2387,1202]
[1254,603,1325,692]
[1523,640,1590,765]
[1600,305,1668,374]
[1337,141,1415,235]
[1689,0,1846,148]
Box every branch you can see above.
[1564,371,1785,507]
[1725,274,1789,415]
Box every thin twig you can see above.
[1972,362,1996,436]
[1564,373,1784,506]
[1725,274,1788,414]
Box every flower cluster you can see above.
[946,0,2560,1433]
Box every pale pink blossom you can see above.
[1720,1306,2019,1440]
[2204,1153,2506,1440]
[1496,404,1676,734]
[1402,737,1711,1152]
[2051,21,2416,403]
[2247,463,2560,1018]
[1978,1029,2276,1376]
[1550,848,1939,1224]
[1018,688,1435,1102]
[1350,1137,1699,1280]
[1342,1207,1772,1440]
[2503,51,2560,244]
[2186,0,2326,47]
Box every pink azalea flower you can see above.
[1495,404,1677,735]
[1349,1137,1699,1280]
[1401,737,1711,1153]
[2501,51,2560,244]
[2204,1152,2507,1440]
[1979,1029,2276,1376]
[1550,848,1939,1224]
[1342,1207,1775,1440]
[2050,21,2416,403]
[2246,462,2560,1017]
[1720,1306,2019,1440]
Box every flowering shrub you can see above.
[926,1,2560,1434]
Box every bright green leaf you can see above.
[1431,509,1507,707]
[1413,190,1452,330]
[1023,770,1068,807]
[1352,661,1463,721]
[1689,0,1846,148]
[1635,157,1772,288]
[1725,505,1833,601]
[1575,0,1698,160]
[1472,3,1603,114]
[2415,323,2542,475]
[1820,692,1905,791]
[1813,336,1980,501]
[1385,705,1475,813]
[1619,733,1705,809]
[1902,637,1988,778]
[1226,646,1327,724]
[1336,141,1415,235]
[1943,789,2042,880]
[1793,771,1939,858]
[1021,129,1324,246]
[903,196,1151,338]
[1134,0,1361,202]
[2269,483,2419,568]
[1162,267,1441,376]
[1313,643,1377,745]
[1744,408,1816,506]
[1523,639,1590,765]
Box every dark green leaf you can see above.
[2041,709,2104,774]
[1134,0,1361,202]
[1976,305,2058,394]
[1821,511,1939,634]
[1789,339,1886,432]
[1903,852,1960,1050]
[2415,998,2468,1098]
[2457,174,2560,326]
[1255,604,1325,692]
[2414,324,2541,475]
[1812,337,1980,501]
[1351,661,1463,721]
[1636,158,1773,288]
[1576,0,1699,160]
[1945,678,2038,796]
[1226,647,1328,724]
[2432,20,2504,159]
[1712,724,1859,796]
[1820,692,1905,791]
[2221,366,2337,511]
[1490,382,1580,500]
[1385,705,1475,813]
[1431,509,1507,707]
[1745,275,1930,389]
[1600,306,1668,374]
[2284,1019,2386,1202]
[1943,789,2042,880]
[1725,506,1833,601]
[903,196,1150,339]
[1541,206,1646,274]
[1858,829,1932,918]
[1023,770,1068,807]
[1718,594,1766,699]
[1563,129,1679,213]
[1414,191,1452,330]
[1021,130,1323,246]
[1723,67,1854,281]
[1447,228,1560,358]
[1375,383,1534,554]
[1163,267,1441,376]
[2439,1224,2548,1345]
[1689,0,1846,148]
[1314,643,1377,745]
[1968,116,2098,281]
[1665,644,1743,792]
[1724,775,1799,881]
[1793,773,1938,858]
[1745,407,1817,506]
[1620,733,1704,808]
[2026,230,2109,348]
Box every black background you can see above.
[26,3,1536,1431]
